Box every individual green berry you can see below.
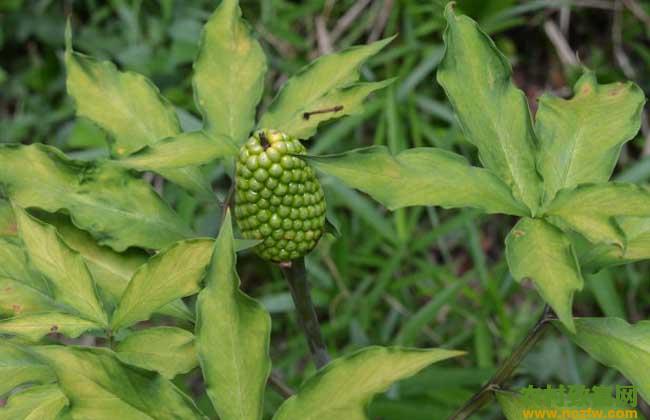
[235,129,326,262]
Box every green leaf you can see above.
[0,234,80,321]
[0,312,101,342]
[0,198,16,236]
[115,327,197,379]
[0,342,55,395]
[578,216,650,271]
[536,70,645,201]
[258,37,393,139]
[14,206,108,326]
[38,213,193,321]
[437,4,541,212]
[560,317,650,401]
[111,239,213,331]
[0,277,58,317]
[118,131,237,171]
[544,183,650,247]
[0,384,68,420]
[65,34,211,196]
[33,346,204,419]
[196,212,271,420]
[0,144,193,252]
[305,146,528,216]
[273,346,464,420]
[505,218,583,332]
[194,0,266,146]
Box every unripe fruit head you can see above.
[235,129,326,262]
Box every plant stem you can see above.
[280,258,331,369]
[449,305,556,420]
[268,372,294,399]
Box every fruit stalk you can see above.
[280,258,331,369]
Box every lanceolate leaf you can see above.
[0,342,55,395]
[194,0,266,146]
[258,37,393,139]
[111,239,213,330]
[118,131,238,171]
[15,206,108,326]
[65,33,211,196]
[505,218,583,332]
[33,346,204,419]
[437,4,541,212]
[273,346,464,420]
[196,212,271,420]
[0,312,101,342]
[0,236,50,294]
[38,213,193,321]
[305,146,528,216]
[0,384,68,420]
[0,277,58,317]
[544,183,650,247]
[115,327,197,379]
[263,80,393,139]
[0,144,193,251]
[560,317,650,401]
[536,71,645,201]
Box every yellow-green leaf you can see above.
[560,317,650,402]
[258,37,393,139]
[0,144,193,252]
[0,384,68,420]
[33,346,204,419]
[194,0,266,146]
[273,346,464,420]
[305,146,528,216]
[0,342,55,396]
[437,4,541,212]
[65,32,211,197]
[0,312,101,342]
[196,212,271,420]
[14,206,108,326]
[536,70,645,201]
[506,218,583,332]
[544,182,650,247]
[118,131,238,171]
[111,239,213,331]
[115,327,197,379]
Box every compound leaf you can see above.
[437,4,541,212]
[65,34,211,197]
[0,384,68,420]
[544,183,650,247]
[258,37,393,139]
[560,317,650,402]
[38,213,193,321]
[196,212,271,420]
[115,327,197,379]
[536,70,645,201]
[273,346,464,420]
[0,312,101,342]
[111,239,213,331]
[305,146,528,216]
[194,0,266,146]
[15,206,108,326]
[0,144,193,252]
[33,346,204,419]
[506,218,583,332]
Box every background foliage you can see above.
[2,0,650,418]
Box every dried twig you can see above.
[368,0,394,43]
[543,20,579,67]
[330,0,373,42]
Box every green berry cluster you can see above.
[234,129,326,262]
